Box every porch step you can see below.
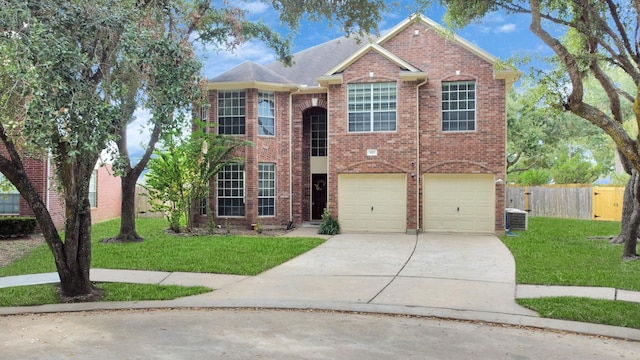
[300,222,321,228]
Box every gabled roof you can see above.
[374,14,519,84]
[208,61,297,90]
[208,14,519,90]
[264,36,367,87]
[323,42,421,75]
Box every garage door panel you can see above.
[339,174,407,233]
[423,174,495,233]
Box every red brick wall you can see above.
[326,21,506,232]
[91,164,122,223]
[204,20,508,233]
[201,89,293,230]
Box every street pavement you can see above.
[1,228,640,358]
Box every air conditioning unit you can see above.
[506,208,528,230]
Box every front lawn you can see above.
[0,218,325,277]
[502,216,640,329]
[0,218,324,306]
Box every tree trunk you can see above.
[113,175,143,242]
[610,169,640,260]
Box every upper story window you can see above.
[442,81,476,132]
[311,114,327,156]
[348,82,397,132]
[218,90,245,135]
[258,91,275,136]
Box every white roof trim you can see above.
[323,42,421,76]
[207,81,299,91]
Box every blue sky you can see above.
[126,1,549,162]
[200,1,550,78]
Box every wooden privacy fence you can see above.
[135,185,164,218]
[506,185,624,221]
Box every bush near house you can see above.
[0,217,37,238]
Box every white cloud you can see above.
[200,40,277,78]
[495,23,517,34]
[238,1,270,14]
[482,12,505,24]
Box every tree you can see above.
[1,0,401,301]
[440,0,640,260]
[144,126,248,233]
[0,0,143,300]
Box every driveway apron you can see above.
[190,232,536,316]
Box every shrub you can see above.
[318,209,340,235]
[0,217,37,238]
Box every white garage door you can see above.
[423,174,495,233]
[338,174,407,233]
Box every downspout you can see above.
[289,87,301,227]
[415,77,428,233]
[46,152,51,211]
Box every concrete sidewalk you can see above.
[2,230,640,341]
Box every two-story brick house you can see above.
[202,14,518,234]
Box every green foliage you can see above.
[0,218,325,277]
[550,148,602,184]
[318,209,340,235]
[144,125,249,232]
[0,217,36,237]
[515,169,550,185]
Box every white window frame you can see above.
[311,114,327,157]
[89,170,97,208]
[217,163,245,217]
[348,82,397,132]
[442,81,476,132]
[258,163,276,217]
[258,91,275,136]
[218,90,245,135]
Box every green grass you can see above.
[0,218,323,306]
[501,217,640,290]
[503,217,640,329]
[0,283,211,307]
[0,218,325,277]
[517,297,640,329]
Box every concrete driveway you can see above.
[180,232,536,316]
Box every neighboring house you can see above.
[201,14,519,234]
[0,157,121,229]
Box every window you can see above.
[0,174,19,215]
[311,114,327,156]
[348,82,396,132]
[258,163,276,216]
[217,163,245,216]
[89,170,97,208]
[442,81,476,131]
[258,91,275,136]
[218,90,245,135]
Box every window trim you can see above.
[89,169,97,208]
[310,114,327,157]
[217,163,245,217]
[347,82,397,133]
[441,80,476,132]
[217,90,246,135]
[258,163,276,217]
[258,91,275,136]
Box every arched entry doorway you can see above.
[303,107,327,221]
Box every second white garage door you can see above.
[338,174,407,233]
[423,174,495,233]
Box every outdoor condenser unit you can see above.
[506,208,528,230]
